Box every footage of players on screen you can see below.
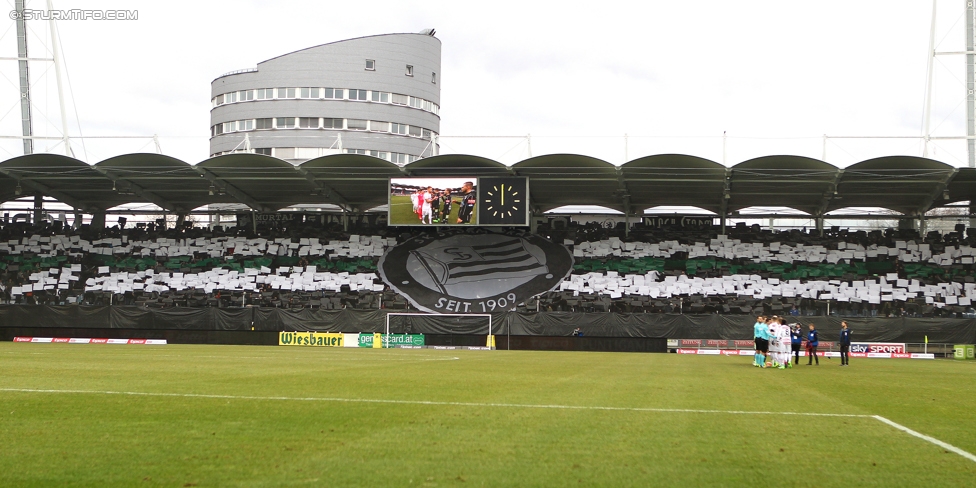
[389,177,478,226]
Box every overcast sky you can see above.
[0,0,971,167]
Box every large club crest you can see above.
[379,231,573,313]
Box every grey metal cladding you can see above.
[211,33,440,103]
[210,100,438,129]
[210,33,440,158]
[210,131,430,156]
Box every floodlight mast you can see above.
[923,1,976,168]
[14,0,32,155]
[923,2,937,159]
[10,0,73,157]
[966,0,975,167]
[47,0,73,157]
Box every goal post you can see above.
[384,312,495,349]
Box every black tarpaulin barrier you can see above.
[0,306,974,343]
[0,305,111,329]
[252,308,388,333]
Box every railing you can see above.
[217,68,257,78]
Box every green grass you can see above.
[1,344,974,487]
[389,194,477,226]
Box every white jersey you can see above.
[770,323,789,352]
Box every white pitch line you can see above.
[872,415,976,463]
[130,355,462,361]
[0,387,872,417]
[0,352,461,361]
[2,387,974,464]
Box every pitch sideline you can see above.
[1,387,974,464]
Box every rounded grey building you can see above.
[210,31,440,164]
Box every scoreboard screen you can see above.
[388,177,529,227]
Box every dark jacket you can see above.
[790,328,803,345]
[806,329,819,347]
[839,328,851,345]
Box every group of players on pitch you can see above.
[752,316,850,369]
[411,183,476,225]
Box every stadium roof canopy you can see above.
[0,152,969,217]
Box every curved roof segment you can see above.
[0,152,970,217]
[622,155,727,214]
[729,156,839,215]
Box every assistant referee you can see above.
[753,315,769,367]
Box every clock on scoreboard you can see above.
[478,177,529,226]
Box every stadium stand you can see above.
[2,218,976,318]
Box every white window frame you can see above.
[298,117,320,129]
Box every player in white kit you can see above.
[421,187,434,224]
[772,318,792,369]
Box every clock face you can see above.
[478,177,528,225]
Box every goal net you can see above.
[384,313,495,349]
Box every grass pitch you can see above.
[1,344,974,487]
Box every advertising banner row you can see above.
[13,337,167,345]
[674,348,934,359]
[278,331,425,348]
[671,338,934,359]
[671,339,840,348]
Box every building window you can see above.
[346,119,367,130]
[370,91,389,103]
[240,120,254,131]
[322,118,343,129]
[324,88,343,99]
[422,129,432,140]
[212,125,222,136]
[256,88,273,100]
[432,72,436,84]
[348,89,367,101]
[275,148,296,159]
[254,148,272,156]
[391,93,408,105]
[224,92,237,103]
[405,65,413,76]
[277,87,296,99]
[408,126,422,137]
[296,147,325,159]
[344,148,368,155]
[275,117,295,129]
[369,121,389,132]
[300,87,320,98]
[240,90,254,101]
[390,123,407,135]
[365,59,375,70]
[299,117,319,129]
[371,151,388,160]
[255,118,273,130]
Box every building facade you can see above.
[209,32,440,164]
